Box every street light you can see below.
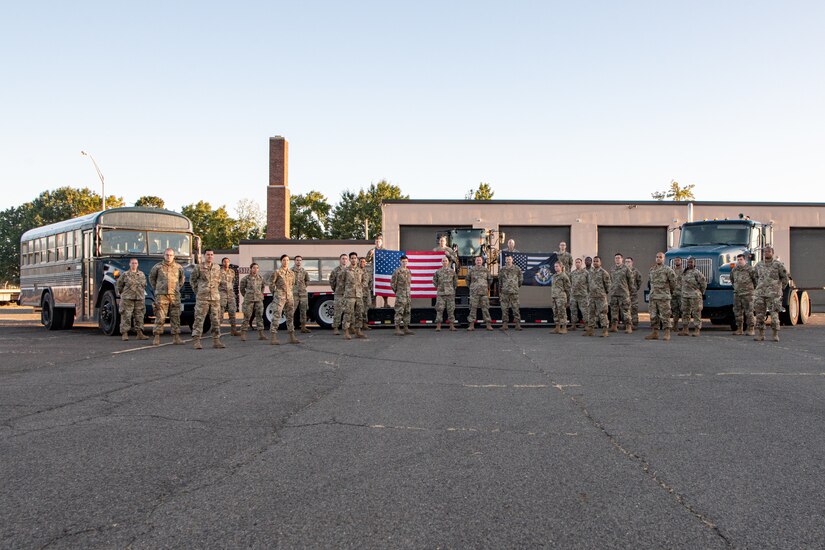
[80,150,106,211]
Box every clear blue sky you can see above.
[2,0,823,213]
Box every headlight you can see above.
[719,274,732,286]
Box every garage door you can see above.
[598,226,668,313]
[790,228,825,312]
[499,226,571,307]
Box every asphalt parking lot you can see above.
[2,315,824,549]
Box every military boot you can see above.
[645,329,659,340]
[569,323,577,331]
[344,327,352,340]
[500,323,508,332]
[601,328,609,337]
[356,328,367,339]
[747,326,755,336]
[678,327,689,336]
[173,334,184,345]
[583,327,593,337]
[735,323,744,336]
[467,323,475,331]
[515,322,522,331]
[553,324,560,334]
[193,338,202,350]
[136,330,149,340]
[230,327,239,337]
[772,328,780,342]
[270,333,280,345]
[395,325,403,336]
[449,322,457,332]
[560,325,568,334]
[301,324,312,334]
[333,327,340,336]
[435,323,442,332]
[625,324,633,334]
[121,333,129,341]
[153,333,161,346]
[240,331,247,341]
[609,322,618,333]
[213,337,225,349]
[404,326,414,335]
[755,328,765,341]
[289,331,302,344]
[485,323,494,331]
[691,327,700,337]
[258,330,266,340]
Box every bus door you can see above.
[82,230,95,320]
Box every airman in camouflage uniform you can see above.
[359,257,372,330]
[433,235,458,269]
[586,256,612,337]
[645,252,676,341]
[432,256,458,332]
[679,257,707,337]
[366,236,389,308]
[504,239,519,253]
[340,252,367,340]
[555,241,573,273]
[116,258,148,341]
[467,256,493,331]
[670,258,684,332]
[391,255,413,335]
[551,262,571,334]
[329,254,348,335]
[269,255,301,345]
[609,253,634,334]
[190,250,224,349]
[149,248,185,346]
[292,255,312,333]
[625,257,643,328]
[569,258,590,330]
[498,254,523,331]
[731,254,757,336]
[239,262,266,341]
[753,247,789,342]
[218,258,238,336]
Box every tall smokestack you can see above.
[266,136,290,239]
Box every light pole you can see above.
[80,150,106,211]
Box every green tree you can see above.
[0,204,35,286]
[233,199,266,242]
[134,195,166,209]
[181,201,237,250]
[290,191,331,240]
[465,182,495,200]
[327,180,408,239]
[652,180,696,201]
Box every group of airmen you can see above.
[115,236,790,347]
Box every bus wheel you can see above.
[798,291,811,324]
[42,292,63,331]
[99,289,120,336]
[312,296,335,329]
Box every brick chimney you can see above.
[266,136,291,239]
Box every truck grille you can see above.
[671,258,713,282]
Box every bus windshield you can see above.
[149,232,191,256]
[100,230,191,256]
[681,224,749,247]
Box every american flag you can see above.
[501,251,558,286]
[374,249,445,298]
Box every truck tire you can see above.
[798,291,811,325]
[264,299,287,331]
[41,292,64,331]
[99,289,120,336]
[312,295,335,329]
[779,289,799,326]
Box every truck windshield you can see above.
[681,224,749,246]
[450,229,486,257]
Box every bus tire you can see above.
[798,291,811,324]
[98,289,120,336]
[312,295,335,329]
[41,292,63,331]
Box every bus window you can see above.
[320,259,338,281]
[303,259,321,282]
[148,232,190,256]
[101,230,147,255]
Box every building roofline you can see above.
[381,199,825,207]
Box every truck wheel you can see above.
[312,296,335,329]
[779,290,799,326]
[798,291,811,324]
[41,292,64,331]
[98,289,120,336]
[265,300,287,330]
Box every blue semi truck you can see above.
[663,218,812,328]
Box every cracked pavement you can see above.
[2,321,825,548]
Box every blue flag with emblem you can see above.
[500,251,559,286]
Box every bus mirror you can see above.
[95,226,102,255]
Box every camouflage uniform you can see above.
[292,266,311,328]
[731,263,757,332]
[648,265,676,330]
[433,246,458,268]
[432,266,458,324]
[588,267,612,333]
[467,265,492,326]
[361,266,372,327]
[569,268,590,327]
[671,264,684,329]
[628,266,642,327]
[269,267,296,334]
[391,267,412,328]
[680,266,707,331]
[218,267,237,332]
[556,250,573,273]
[753,258,789,335]
[149,260,184,336]
[341,265,364,332]
[191,263,222,339]
[498,264,523,325]
[366,246,386,307]
[551,271,571,326]
[239,273,265,332]
[116,269,146,335]
[609,264,633,327]
[329,265,346,330]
